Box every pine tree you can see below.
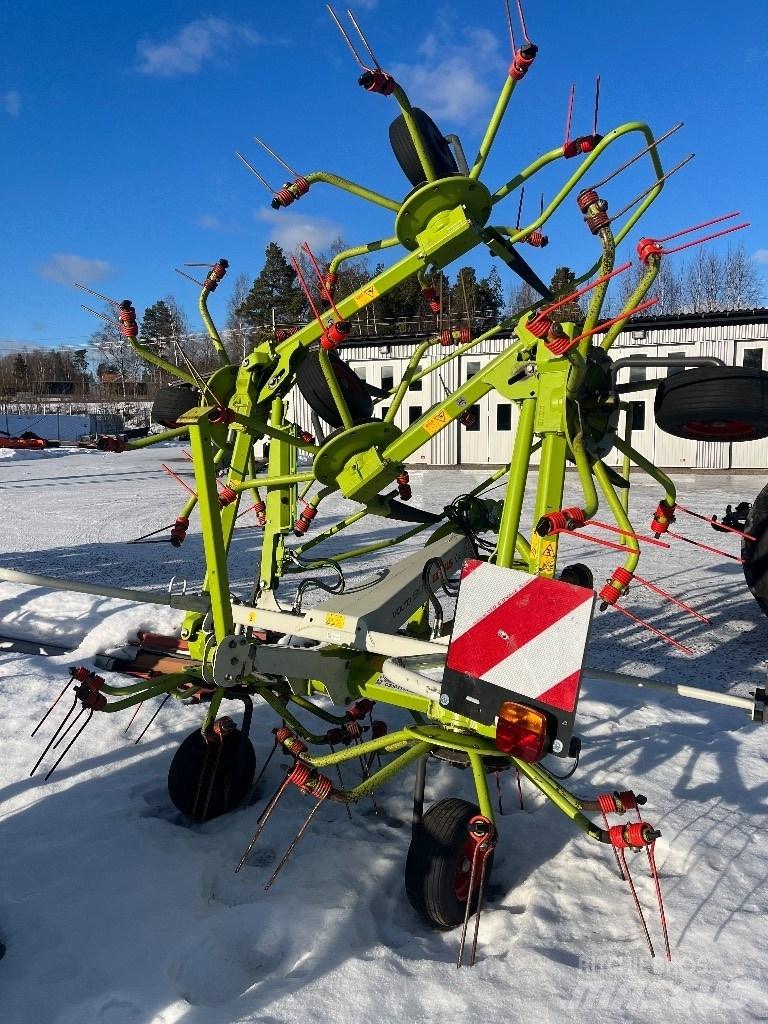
[549,267,582,324]
[237,243,308,338]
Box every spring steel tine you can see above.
[345,9,382,69]
[592,74,601,137]
[52,705,85,750]
[563,84,575,148]
[354,736,379,815]
[252,136,300,178]
[647,843,672,960]
[457,844,482,968]
[503,0,517,53]
[31,674,74,737]
[587,123,683,192]
[609,154,695,224]
[133,693,171,745]
[44,710,93,782]
[74,282,119,306]
[516,0,532,45]
[199,739,225,821]
[174,268,205,287]
[470,850,493,967]
[235,771,294,872]
[128,521,177,544]
[81,305,121,329]
[234,150,275,193]
[329,744,353,820]
[123,701,145,734]
[327,4,366,68]
[29,695,78,775]
[618,848,656,957]
[264,795,328,891]
[515,185,525,230]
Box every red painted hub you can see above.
[454,838,480,902]
[682,419,757,439]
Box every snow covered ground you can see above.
[1,446,767,1024]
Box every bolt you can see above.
[440,693,450,706]
[552,738,564,754]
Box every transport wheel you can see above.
[389,108,459,188]
[559,563,594,589]
[405,797,494,929]
[167,724,256,822]
[654,367,768,442]
[151,384,199,428]
[296,351,373,428]
[742,482,768,618]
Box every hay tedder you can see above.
[8,2,768,967]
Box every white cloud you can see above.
[136,18,259,77]
[255,208,342,255]
[2,90,20,117]
[391,27,503,124]
[38,253,114,288]
[353,0,378,8]
[753,249,768,265]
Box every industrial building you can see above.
[288,308,768,470]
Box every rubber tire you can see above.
[296,351,373,429]
[405,797,494,930]
[167,726,256,822]
[654,366,768,442]
[742,482,768,617]
[559,563,594,589]
[389,108,459,189]
[152,384,199,428]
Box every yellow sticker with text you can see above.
[423,410,449,436]
[538,538,558,577]
[355,283,380,306]
[325,612,346,629]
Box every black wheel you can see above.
[389,108,459,189]
[405,797,494,929]
[151,384,199,428]
[654,366,768,442]
[296,351,373,429]
[559,563,594,589]
[167,724,256,822]
[742,483,768,617]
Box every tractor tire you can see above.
[405,797,494,929]
[151,384,199,428]
[559,563,594,589]
[389,108,459,189]
[742,482,768,617]
[296,351,373,429]
[167,725,256,822]
[654,367,768,442]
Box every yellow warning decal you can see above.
[246,610,260,625]
[423,410,449,436]
[537,538,558,577]
[325,612,346,629]
[355,283,380,306]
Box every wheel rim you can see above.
[682,418,757,439]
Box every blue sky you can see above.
[2,0,767,353]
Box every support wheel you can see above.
[559,563,594,589]
[404,797,493,929]
[742,483,768,618]
[168,724,256,822]
[151,384,199,428]
[654,367,768,441]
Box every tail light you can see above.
[494,701,550,762]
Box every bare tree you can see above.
[723,245,763,309]
[224,271,252,362]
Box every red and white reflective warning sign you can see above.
[440,560,595,743]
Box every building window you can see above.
[744,348,763,370]
[666,354,686,378]
[408,405,422,425]
[408,370,422,392]
[496,404,512,431]
[381,406,389,419]
[467,360,481,381]
[355,365,366,382]
[630,401,646,431]
[381,365,394,392]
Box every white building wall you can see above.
[285,316,768,469]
